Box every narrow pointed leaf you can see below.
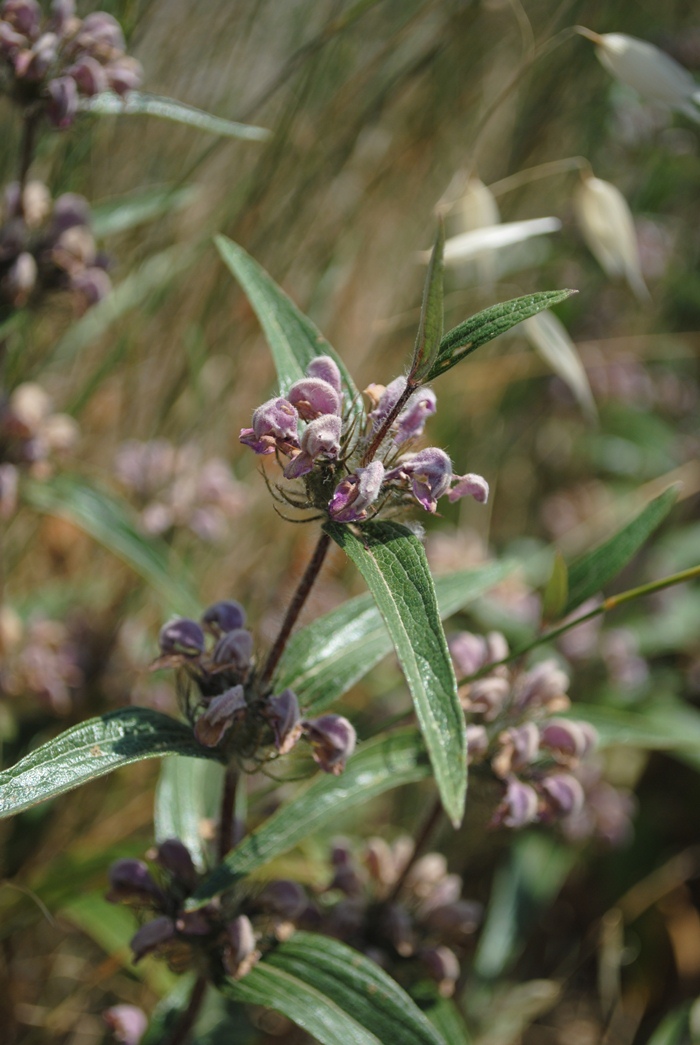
[427,289,575,380]
[275,561,516,712]
[215,237,362,420]
[411,219,445,381]
[225,961,381,1045]
[91,186,197,238]
[564,485,678,614]
[154,757,225,872]
[235,933,446,1045]
[187,729,429,907]
[541,551,569,624]
[0,708,222,818]
[81,92,271,140]
[325,521,466,826]
[23,475,198,614]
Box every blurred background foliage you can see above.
[1,0,699,1041]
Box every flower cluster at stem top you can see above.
[156,600,356,774]
[0,1,141,128]
[240,355,489,523]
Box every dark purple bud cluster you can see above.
[0,381,79,517]
[113,438,245,542]
[0,1,141,128]
[0,181,110,311]
[317,837,482,998]
[451,630,633,839]
[240,356,488,524]
[154,601,356,774]
[106,840,318,981]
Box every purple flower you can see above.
[106,55,142,96]
[369,376,407,431]
[283,413,342,479]
[158,618,205,658]
[223,915,258,979]
[130,916,176,962]
[1,0,41,37]
[195,684,246,747]
[103,1004,147,1045]
[45,75,78,128]
[239,397,299,456]
[540,718,597,761]
[395,388,436,444]
[386,447,452,513]
[106,859,162,905]
[287,377,341,420]
[76,11,125,54]
[540,772,586,817]
[306,355,342,393]
[303,714,357,774]
[497,777,540,828]
[67,55,108,96]
[448,472,489,504]
[464,676,509,720]
[152,839,197,889]
[202,599,246,635]
[328,461,384,523]
[267,688,303,754]
[211,628,253,674]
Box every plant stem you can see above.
[361,382,415,466]
[488,156,592,197]
[458,564,700,685]
[385,796,443,905]
[165,976,207,1045]
[217,766,239,861]
[17,110,40,200]
[259,530,332,688]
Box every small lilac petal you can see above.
[540,772,586,816]
[300,413,342,459]
[465,676,509,720]
[211,629,253,673]
[67,55,108,96]
[103,1004,147,1045]
[395,388,437,444]
[515,660,570,711]
[287,378,341,420]
[46,75,79,129]
[251,397,299,442]
[130,917,176,962]
[2,0,41,37]
[158,618,205,658]
[449,632,488,677]
[448,473,489,504]
[499,777,540,828]
[370,376,407,431]
[506,722,540,770]
[386,447,452,513]
[77,11,125,53]
[267,688,302,754]
[418,945,460,996]
[106,56,142,96]
[202,599,246,635]
[306,355,342,393]
[303,714,357,774]
[328,461,384,523]
[283,450,315,479]
[195,685,246,747]
[239,427,274,455]
[540,719,594,760]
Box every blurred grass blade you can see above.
[522,309,597,420]
[257,933,446,1045]
[82,91,271,140]
[423,995,473,1044]
[441,217,561,264]
[474,833,575,979]
[225,961,381,1045]
[410,218,444,381]
[474,981,561,1045]
[91,186,198,238]
[647,1000,700,1044]
[214,236,362,420]
[0,708,222,818]
[275,561,516,712]
[564,485,679,614]
[325,521,466,827]
[24,474,198,614]
[571,698,700,770]
[50,246,193,365]
[541,551,569,624]
[187,729,429,907]
[155,757,225,872]
[427,289,575,381]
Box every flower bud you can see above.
[174,910,212,936]
[463,676,509,719]
[130,916,176,962]
[418,945,460,997]
[306,355,342,393]
[395,388,436,444]
[328,461,384,523]
[465,724,489,760]
[50,0,76,37]
[240,396,298,456]
[2,251,37,306]
[202,599,246,636]
[67,54,108,96]
[449,631,488,676]
[283,414,342,478]
[287,377,340,420]
[152,839,197,890]
[448,472,489,504]
[540,718,597,761]
[0,464,19,520]
[103,1005,147,1045]
[211,628,253,674]
[223,914,258,978]
[106,55,142,96]
[77,11,125,55]
[20,31,58,80]
[106,858,162,905]
[381,902,415,957]
[266,688,302,754]
[422,899,483,940]
[303,714,356,774]
[514,659,569,711]
[369,376,407,431]
[364,837,396,887]
[72,266,112,310]
[259,879,307,920]
[0,21,26,57]
[46,75,79,128]
[386,447,452,513]
[1,0,41,37]
[194,684,246,747]
[51,192,91,232]
[540,771,586,817]
[158,618,205,658]
[497,777,540,828]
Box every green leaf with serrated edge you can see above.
[427,289,575,381]
[541,551,569,623]
[225,961,381,1045]
[325,520,466,826]
[187,729,429,908]
[263,933,446,1045]
[564,485,679,615]
[155,757,225,872]
[0,708,223,818]
[91,185,197,238]
[411,219,445,382]
[274,561,516,712]
[474,833,575,979]
[81,91,271,140]
[214,236,362,422]
[23,475,198,614]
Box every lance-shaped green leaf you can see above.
[541,551,569,624]
[225,933,446,1045]
[564,485,679,615]
[215,236,362,423]
[275,561,516,712]
[188,729,428,907]
[81,92,271,140]
[325,521,466,826]
[23,475,199,615]
[427,289,575,381]
[410,219,444,382]
[155,757,226,872]
[91,185,198,238]
[419,991,472,1045]
[0,708,222,818]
